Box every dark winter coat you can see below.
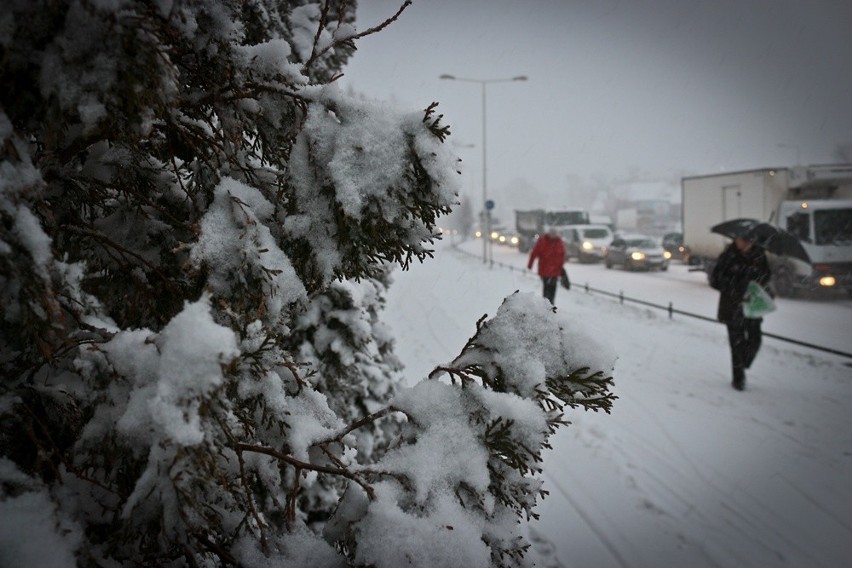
[710,243,772,322]
[527,234,565,277]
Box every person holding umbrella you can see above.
[709,229,773,391]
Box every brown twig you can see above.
[234,443,375,499]
[194,532,239,565]
[63,225,181,296]
[320,405,402,445]
[427,365,470,384]
[304,0,413,70]
[285,466,302,527]
[236,449,268,550]
[348,0,412,40]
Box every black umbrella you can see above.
[710,218,811,263]
[710,218,760,239]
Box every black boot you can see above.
[732,367,746,391]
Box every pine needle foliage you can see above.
[1,1,614,566]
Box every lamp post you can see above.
[440,74,527,264]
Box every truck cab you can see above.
[774,199,852,295]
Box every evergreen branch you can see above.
[318,444,347,470]
[62,225,181,297]
[350,467,412,491]
[193,532,239,566]
[285,466,302,527]
[307,0,333,66]
[236,449,268,550]
[304,1,412,71]
[17,398,64,482]
[234,443,375,499]
[282,360,310,391]
[427,313,489,382]
[319,405,405,445]
[427,365,472,384]
[348,0,412,41]
[422,102,451,142]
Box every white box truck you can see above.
[681,164,852,296]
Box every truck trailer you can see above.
[681,164,852,296]
[514,208,589,253]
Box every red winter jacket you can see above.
[527,234,565,277]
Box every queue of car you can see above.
[479,225,687,272]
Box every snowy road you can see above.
[468,238,852,359]
[384,238,852,568]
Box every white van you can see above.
[560,224,614,263]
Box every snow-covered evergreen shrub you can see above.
[0,1,615,566]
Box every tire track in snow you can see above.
[618,363,843,567]
[626,395,790,562]
[542,469,633,568]
[571,417,728,567]
[778,473,852,534]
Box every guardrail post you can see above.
[619,290,624,304]
[668,302,673,319]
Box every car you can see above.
[661,232,689,262]
[488,225,519,247]
[604,234,670,271]
[560,224,614,263]
[495,229,521,247]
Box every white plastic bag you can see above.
[742,281,776,319]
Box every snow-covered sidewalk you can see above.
[385,240,852,568]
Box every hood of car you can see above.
[627,245,665,255]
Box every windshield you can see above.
[814,209,852,245]
[583,228,610,239]
[626,238,657,248]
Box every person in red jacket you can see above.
[527,226,566,304]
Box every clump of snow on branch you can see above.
[111,296,239,446]
[456,291,615,397]
[192,178,308,320]
[0,459,83,567]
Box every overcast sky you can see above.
[341,0,852,212]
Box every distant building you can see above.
[603,181,680,235]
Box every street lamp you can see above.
[440,74,528,264]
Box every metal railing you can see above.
[452,245,852,361]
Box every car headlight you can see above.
[582,241,593,250]
[475,230,482,238]
[819,275,836,287]
[490,231,499,239]
[510,236,519,245]
[499,235,506,243]
[663,251,672,259]
[630,251,646,261]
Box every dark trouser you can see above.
[541,276,558,304]
[726,315,762,374]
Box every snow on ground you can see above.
[384,238,852,568]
